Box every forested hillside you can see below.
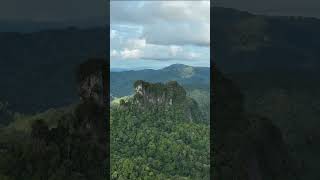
[110,80,210,179]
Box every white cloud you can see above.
[114,41,203,61]
[186,52,200,60]
[125,38,146,49]
[120,48,142,59]
[110,49,118,57]
[169,45,183,56]
[142,22,209,46]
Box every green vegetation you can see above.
[6,105,75,132]
[110,84,210,179]
[187,89,210,122]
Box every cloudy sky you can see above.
[110,1,210,70]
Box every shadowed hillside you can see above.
[0,59,109,180]
[213,65,299,180]
[0,27,107,114]
[213,6,320,179]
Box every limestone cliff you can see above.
[117,80,204,122]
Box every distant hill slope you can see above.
[0,27,107,113]
[110,64,210,98]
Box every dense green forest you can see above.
[110,80,210,179]
[0,104,108,180]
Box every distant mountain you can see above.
[110,68,130,72]
[110,66,155,72]
[110,64,210,98]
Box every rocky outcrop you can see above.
[77,58,108,106]
[133,80,186,106]
[118,80,203,122]
[75,58,108,140]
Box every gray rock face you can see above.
[133,80,186,107]
[128,80,204,122]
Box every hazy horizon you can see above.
[110,63,210,72]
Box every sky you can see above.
[110,1,210,70]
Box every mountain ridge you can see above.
[110,64,210,98]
